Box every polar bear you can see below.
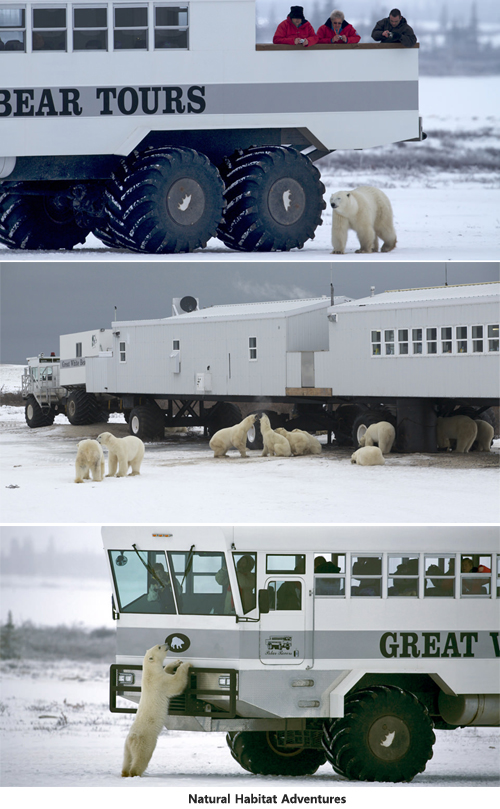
[358,421,395,455]
[74,439,105,483]
[275,427,322,456]
[330,185,397,254]
[260,414,292,457]
[209,413,257,458]
[436,415,477,453]
[351,446,385,466]
[473,419,494,452]
[97,432,145,476]
[122,645,191,777]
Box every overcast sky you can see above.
[1,260,498,364]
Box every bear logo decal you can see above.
[165,633,190,652]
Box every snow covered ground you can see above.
[0,77,499,262]
[1,363,499,524]
[1,659,499,794]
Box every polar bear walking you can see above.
[97,432,145,476]
[330,185,397,254]
[209,413,257,458]
[74,439,105,483]
[275,427,322,456]
[351,446,385,466]
[358,421,395,455]
[260,414,292,457]
[473,419,494,451]
[122,645,191,777]
[436,416,477,453]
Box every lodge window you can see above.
[426,327,437,354]
[32,6,67,51]
[456,325,468,353]
[114,4,148,50]
[412,328,422,354]
[0,5,25,50]
[173,339,180,350]
[488,324,499,352]
[249,336,257,361]
[398,329,408,355]
[75,342,82,358]
[154,4,188,49]
[441,326,452,354]
[471,325,483,353]
[384,330,394,355]
[371,330,381,356]
[73,5,108,50]
[119,341,126,362]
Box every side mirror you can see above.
[258,588,270,614]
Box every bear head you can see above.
[143,643,168,667]
[330,190,351,212]
[96,432,112,445]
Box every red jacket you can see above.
[273,17,318,47]
[316,19,360,44]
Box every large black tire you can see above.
[103,147,224,253]
[66,389,107,426]
[0,183,89,250]
[352,409,396,449]
[25,396,56,428]
[322,686,435,783]
[129,405,165,441]
[227,731,326,776]
[217,146,326,252]
[206,402,243,440]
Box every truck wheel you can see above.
[25,396,55,428]
[227,731,326,776]
[217,146,326,251]
[66,389,106,425]
[129,406,165,441]
[322,686,435,783]
[103,147,224,253]
[245,418,263,450]
[206,402,242,439]
[0,183,89,250]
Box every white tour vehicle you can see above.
[103,525,500,782]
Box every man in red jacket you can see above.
[317,10,361,44]
[273,5,318,47]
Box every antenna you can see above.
[370,286,375,297]
[114,306,117,321]
[445,263,448,286]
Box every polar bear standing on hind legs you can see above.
[209,413,257,458]
[97,432,145,476]
[330,185,397,254]
[260,414,292,457]
[122,645,191,777]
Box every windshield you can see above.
[109,549,176,614]
[168,551,234,615]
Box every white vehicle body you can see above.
[103,526,500,780]
[0,0,423,253]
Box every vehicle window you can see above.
[424,554,455,597]
[388,554,419,597]
[0,5,26,51]
[460,554,491,597]
[266,554,305,574]
[114,4,148,50]
[314,553,345,596]
[154,4,188,49]
[233,553,256,613]
[351,555,382,597]
[268,580,302,610]
[32,7,66,51]
[169,550,230,615]
[73,5,108,51]
[109,548,176,613]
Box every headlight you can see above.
[118,672,135,685]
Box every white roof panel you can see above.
[331,282,500,313]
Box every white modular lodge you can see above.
[76,282,499,402]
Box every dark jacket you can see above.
[273,16,318,46]
[371,16,417,48]
[316,18,360,44]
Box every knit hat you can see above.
[289,6,305,21]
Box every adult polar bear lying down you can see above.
[97,432,145,476]
[330,185,397,254]
[275,427,322,456]
[122,645,191,777]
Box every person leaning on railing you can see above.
[273,5,318,47]
[316,10,361,44]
